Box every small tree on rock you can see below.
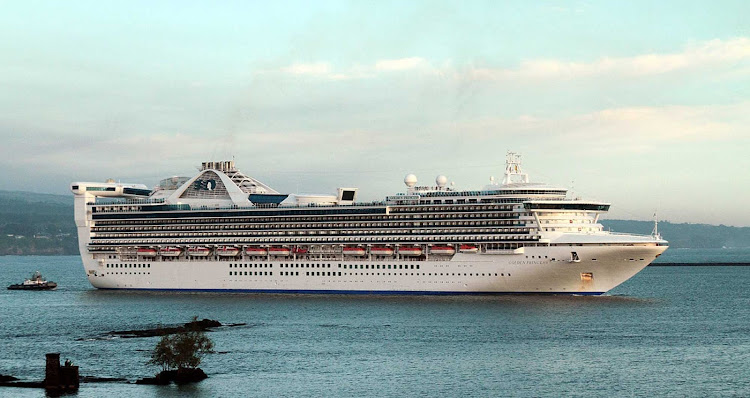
[148,330,176,372]
[148,317,214,372]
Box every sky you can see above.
[1,1,748,226]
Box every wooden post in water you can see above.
[45,353,79,392]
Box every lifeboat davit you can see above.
[459,244,479,253]
[216,246,240,257]
[137,248,157,257]
[343,247,367,256]
[159,247,182,257]
[187,246,211,256]
[370,247,394,256]
[268,247,291,257]
[430,245,456,255]
[245,247,268,256]
[398,247,423,256]
[293,247,309,254]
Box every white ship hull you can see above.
[72,155,668,295]
[81,245,666,295]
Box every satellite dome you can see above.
[436,175,448,187]
[404,174,417,187]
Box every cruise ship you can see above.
[71,153,667,295]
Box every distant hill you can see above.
[0,190,747,255]
[599,219,750,249]
[0,190,78,255]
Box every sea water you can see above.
[1,253,749,397]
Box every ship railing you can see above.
[604,231,660,239]
[88,198,166,206]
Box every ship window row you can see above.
[106,263,151,268]
[94,207,388,219]
[420,189,566,197]
[89,242,539,253]
[389,205,512,212]
[415,198,549,205]
[541,218,595,224]
[104,268,510,278]
[92,211,519,225]
[543,227,599,232]
[525,203,610,211]
[93,203,515,215]
[539,212,594,217]
[279,263,332,268]
[92,227,532,239]
[88,235,542,247]
[296,272,506,277]
[91,231,535,243]
[340,263,420,270]
[107,272,150,275]
[91,219,522,232]
[230,263,432,271]
[92,228,532,238]
[230,271,272,276]
[230,263,271,268]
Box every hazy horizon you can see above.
[1,1,748,226]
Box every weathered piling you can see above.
[44,353,78,392]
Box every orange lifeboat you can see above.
[430,245,456,255]
[159,247,182,257]
[137,248,157,257]
[216,246,240,257]
[343,247,367,256]
[268,247,291,257]
[459,244,479,253]
[245,247,268,256]
[187,246,211,256]
[370,247,394,256]
[398,247,423,256]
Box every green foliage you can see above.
[148,318,215,371]
[148,330,175,372]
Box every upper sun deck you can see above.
[400,152,568,201]
[71,181,151,198]
[74,152,586,212]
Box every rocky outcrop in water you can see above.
[136,368,208,385]
[0,374,19,383]
[106,318,241,339]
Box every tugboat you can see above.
[7,271,57,290]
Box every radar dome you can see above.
[404,174,417,187]
[436,175,448,187]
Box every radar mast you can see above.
[502,151,529,185]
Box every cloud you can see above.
[270,37,750,83]
[374,57,428,71]
[453,102,750,153]
[281,62,332,76]
[270,57,431,80]
[465,37,750,80]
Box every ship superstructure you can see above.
[71,153,667,294]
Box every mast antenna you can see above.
[502,151,529,185]
[651,212,661,240]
